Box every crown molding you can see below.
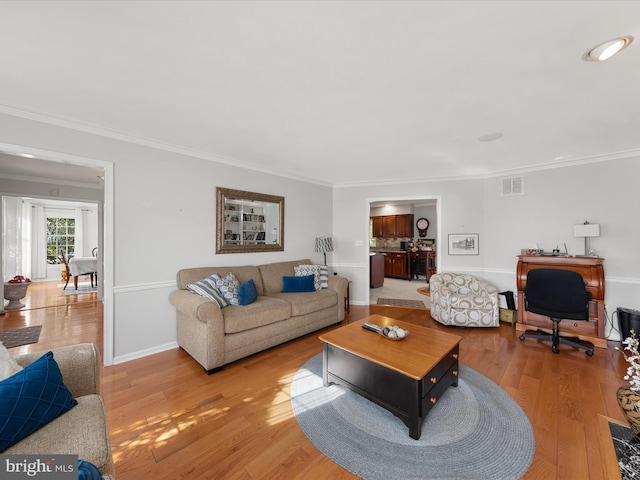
[2,104,638,190]
[0,104,333,188]
[334,148,640,188]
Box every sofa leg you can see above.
[206,366,224,375]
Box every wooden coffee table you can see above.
[318,314,462,440]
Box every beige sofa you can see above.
[6,343,115,479]
[169,259,349,373]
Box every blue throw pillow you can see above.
[0,351,78,451]
[238,279,257,306]
[282,274,315,293]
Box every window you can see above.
[47,217,75,264]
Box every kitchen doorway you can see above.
[367,197,441,306]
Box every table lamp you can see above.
[314,237,334,265]
[573,221,600,257]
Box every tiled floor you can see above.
[369,277,431,307]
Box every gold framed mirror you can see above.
[216,187,284,254]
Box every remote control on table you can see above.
[362,322,383,333]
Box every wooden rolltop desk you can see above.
[516,255,606,348]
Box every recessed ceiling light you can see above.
[478,133,503,142]
[582,36,633,62]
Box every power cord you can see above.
[604,305,621,340]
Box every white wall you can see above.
[0,112,333,363]
[334,157,640,340]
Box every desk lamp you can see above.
[573,221,600,257]
[314,237,334,265]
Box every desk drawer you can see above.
[524,312,597,336]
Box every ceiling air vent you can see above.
[501,176,524,196]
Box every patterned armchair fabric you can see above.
[430,272,500,327]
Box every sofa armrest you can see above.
[328,275,348,321]
[328,275,347,295]
[14,343,100,398]
[169,289,224,324]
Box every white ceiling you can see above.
[0,1,639,186]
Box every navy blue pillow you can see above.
[0,351,78,451]
[238,279,257,305]
[282,274,315,293]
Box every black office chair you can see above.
[518,268,594,356]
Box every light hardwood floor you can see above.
[1,283,630,479]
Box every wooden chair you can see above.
[60,249,95,290]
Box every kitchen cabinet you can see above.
[370,254,385,288]
[371,214,414,238]
[384,252,409,279]
[382,216,397,237]
[395,214,414,237]
[371,217,384,238]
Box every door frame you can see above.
[365,195,441,305]
[0,142,114,365]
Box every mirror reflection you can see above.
[216,187,284,253]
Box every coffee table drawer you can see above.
[421,365,458,415]
[420,345,459,394]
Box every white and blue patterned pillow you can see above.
[187,276,229,308]
[211,272,240,305]
[294,264,329,290]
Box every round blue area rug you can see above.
[291,354,535,480]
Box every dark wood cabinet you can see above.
[384,252,409,279]
[371,214,414,238]
[515,255,606,348]
[371,217,384,237]
[382,216,397,237]
[370,254,385,288]
[395,214,414,237]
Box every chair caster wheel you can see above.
[552,346,559,354]
[586,349,594,356]
[519,334,525,341]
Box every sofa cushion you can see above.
[212,272,240,305]
[223,296,292,334]
[259,259,311,295]
[238,279,258,306]
[282,274,315,293]
[187,276,229,308]
[4,394,112,472]
[0,352,78,451]
[269,289,338,317]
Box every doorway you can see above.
[367,196,441,306]
[0,144,114,364]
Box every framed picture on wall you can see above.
[448,234,479,255]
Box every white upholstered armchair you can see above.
[430,272,500,327]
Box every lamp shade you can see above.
[573,223,600,238]
[314,237,334,253]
